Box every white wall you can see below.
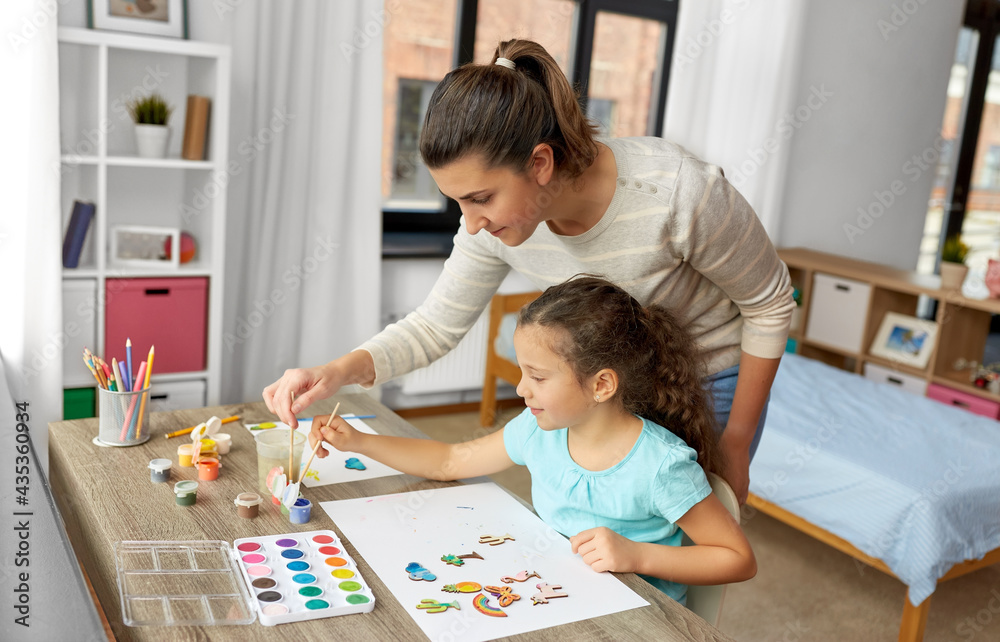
[777,0,965,269]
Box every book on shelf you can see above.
[181,95,211,161]
[62,200,96,269]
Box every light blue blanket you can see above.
[749,353,1000,606]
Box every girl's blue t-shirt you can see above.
[502,408,712,603]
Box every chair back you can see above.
[682,473,740,627]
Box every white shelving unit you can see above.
[58,26,230,410]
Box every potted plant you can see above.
[940,234,970,290]
[127,93,173,159]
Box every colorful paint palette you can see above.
[233,530,375,626]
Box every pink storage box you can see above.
[105,278,208,375]
[925,383,1000,420]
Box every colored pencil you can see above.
[125,338,134,392]
[109,358,119,392]
[82,350,103,388]
[120,361,147,442]
[164,415,241,439]
[135,346,154,439]
[118,360,130,392]
[91,353,108,389]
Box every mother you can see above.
[264,39,794,503]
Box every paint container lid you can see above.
[148,458,171,472]
[177,444,194,455]
[190,415,222,442]
[174,480,199,496]
[234,492,262,507]
[214,432,232,444]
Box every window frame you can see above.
[381,0,680,257]
[940,1,1000,250]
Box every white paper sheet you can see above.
[321,482,649,641]
[243,417,403,486]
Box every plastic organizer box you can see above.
[115,529,375,627]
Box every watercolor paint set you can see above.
[115,530,374,627]
[234,529,376,625]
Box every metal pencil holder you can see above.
[97,386,151,446]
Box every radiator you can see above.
[400,312,489,395]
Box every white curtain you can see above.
[664,0,807,238]
[0,1,63,472]
[220,0,383,403]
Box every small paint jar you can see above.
[177,443,194,467]
[213,433,232,455]
[174,480,199,506]
[148,458,171,483]
[234,492,262,519]
[289,498,312,524]
[198,438,218,457]
[197,457,220,481]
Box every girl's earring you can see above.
[594,395,600,402]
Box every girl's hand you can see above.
[569,527,640,574]
[263,364,341,428]
[310,415,363,458]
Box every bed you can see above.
[479,293,1000,641]
[748,352,1000,641]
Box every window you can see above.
[389,79,442,208]
[381,0,679,256]
[979,145,1000,188]
[587,98,616,137]
[587,11,667,137]
[920,2,1000,278]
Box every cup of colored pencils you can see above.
[85,344,155,446]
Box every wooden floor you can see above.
[408,409,1000,642]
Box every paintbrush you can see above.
[301,402,341,483]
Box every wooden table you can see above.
[49,393,734,641]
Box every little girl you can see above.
[310,276,756,604]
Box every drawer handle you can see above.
[151,394,168,401]
[835,284,850,292]
[887,377,903,385]
[951,400,970,409]
[145,288,170,295]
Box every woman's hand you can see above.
[310,415,364,458]
[262,364,341,429]
[569,527,641,574]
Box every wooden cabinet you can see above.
[780,248,1000,411]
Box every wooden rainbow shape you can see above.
[472,594,507,617]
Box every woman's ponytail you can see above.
[420,39,598,179]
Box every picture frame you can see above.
[869,312,938,369]
[110,225,180,269]
[88,0,189,39]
